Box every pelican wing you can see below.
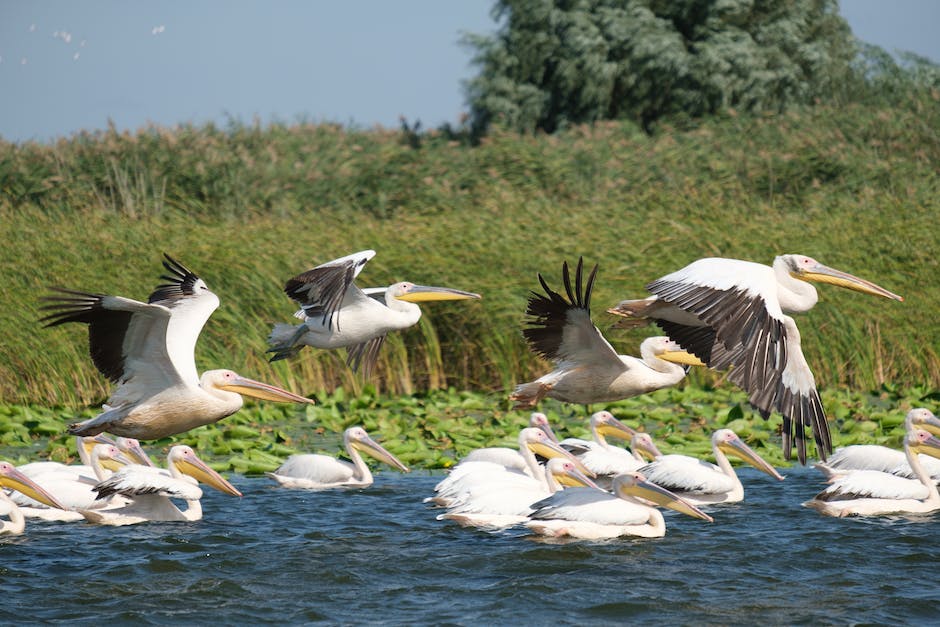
[529,487,650,525]
[579,446,643,476]
[813,470,931,502]
[94,466,203,501]
[638,455,736,494]
[272,454,355,485]
[647,259,829,462]
[345,334,386,376]
[283,250,376,329]
[523,258,623,371]
[827,445,906,474]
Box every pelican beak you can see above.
[596,417,637,441]
[354,436,410,473]
[0,467,66,510]
[719,437,785,481]
[527,440,596,477]
[176,456,243,497]
[552,465,600,489]
[658,349,706,367]
[99,450,135,472]
[633,437,663,461]
[911,432,940,459]
[914,412,940,437]
[395,285,482,303]
[796,262,903,302]
[220,375,314,405]
[617,474,713,522]
[121,439,155,467]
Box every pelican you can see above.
[0,462,67,535]
[81,445,242,525]
[528,412,559,443]
[267,250,480,375]
[524,472,713,540]
[41,254,313,439]
[18,434,115,480]
[458,412,559,470]
[804,429,940,517]
[607,254,903,463]
[560,411,663,487]
[511,258,703,409]
[437,457,599,529]
[637,428,784,505]
[821,408,940,480]
[267,426,409,489]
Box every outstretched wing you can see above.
[283,250,376,330]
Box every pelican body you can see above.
[608,254,903,463]
[511,258,702,409]
[267,426,409,489]
[560,411,662,487]
[42,254,312,439]
[267,250,480,375]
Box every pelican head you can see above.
[780,255,903,301]
[345,427,410,473]
[0,462,66,510]
[908,429,940,459]
[78,434,116,464]
[591,411,636,441]
[713,429,784,481]
[92,443,134,472]
[630,432,663,461]
[529,412,558,443]
[206,369,314,405]
[906,408,940,437]
[169,446,243,497]
[545,457,600,489]
[613,472,713,522]
[520,428,594,476]
[647,337,706,367]
[390,282,481,304]
[115,437,155,467]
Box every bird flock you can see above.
[4,249,932,541]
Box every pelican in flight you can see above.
[608,254,903,463]
[804,429,940,517]
[637,428,784,505]
[511,258,702,409]
[41,254,313,440]
[267,250,480,375]
[82,445,242,525]
[0,462,67,535]
[524,472,713,540]
[560,411,663,488]
[267,426,409,489]
[820,408,940,480]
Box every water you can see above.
[2,466,939,625]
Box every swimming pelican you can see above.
[81,445,242,525]
[18,434,115,480]
[267,250,480,375]
[267,426,410,489]
[458,412,559,470]
[0,462,67,534]
[820,408,940,480]
[437,457,599,529]
[561,412,663,488]
[41,254,313,439]
[607,254,903,463]
[804,429,940,517]
[524,472,713,539]
[637,428,784,505]
[511,258,702,409]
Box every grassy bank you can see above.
[1,94,938,419]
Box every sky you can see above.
[1,0,938,143]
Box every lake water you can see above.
[1,466,938,625]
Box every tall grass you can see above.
[1,95,938,405]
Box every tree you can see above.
[463,0,857,134]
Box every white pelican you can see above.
[81,445,242,525]
[18,434,115,480]
[637,428,784,505]
[561,412,663,487]
[511,258,702,409]
[607,254,903,463]
[458,412,558,470]
[0,462,67,534]
[267,426,410,489]
[528,411,559,443]
[804,429,940,517]
[821,408,940,480]
[524,472,713,540]
[267,250,481,375]
[438,457,599,529]
[41,254,313,439]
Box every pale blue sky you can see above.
[1,1,937,143]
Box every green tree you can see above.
[463,0,857,134]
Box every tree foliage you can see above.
[463,0,858,133]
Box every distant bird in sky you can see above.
[608,254,902,464]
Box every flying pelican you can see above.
[267,426,410,489]
[41,254,313,439]
[81,445,242,525]
[511,258,703,409]
[524,472,713,540]
[607,254,903,463]
[804,429,940,517]
[0,462,67,535]
[437,457,599,529]
[266,250,481,375]
[560,412,663,487]
[637,428,784,505]
[820,408,940,480]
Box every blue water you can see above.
[2,466,939,625]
